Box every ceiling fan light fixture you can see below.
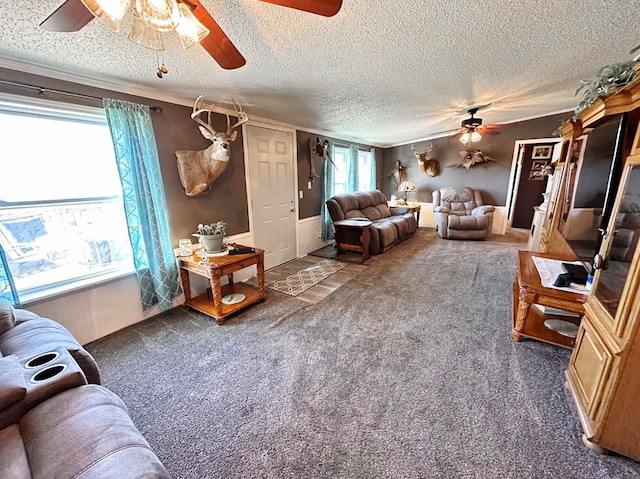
[175,3,210,49]
[80,0,131,31]
[470,131,482,142]
[128,12,165,50]
[135,0,181,32]
[460,132,470,143]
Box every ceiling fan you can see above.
[39,0,343,70]
[448,105,516,143]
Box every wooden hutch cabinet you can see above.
[539,71,640,460]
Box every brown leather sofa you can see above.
[326,189,417,255]
[0,302,169,478]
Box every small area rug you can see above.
[268,258,347,296]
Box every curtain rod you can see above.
[0,78,163,113]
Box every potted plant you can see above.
[194,221,226,252]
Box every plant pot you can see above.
[199,233,225,252]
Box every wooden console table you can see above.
[179,246,266,325]
[333,219,372,261]
[513,250,589,348]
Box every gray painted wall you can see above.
[296,131,383,219]
[383,113,568,206]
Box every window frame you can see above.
[0,93,135,304]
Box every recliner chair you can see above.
[432,187,495,239]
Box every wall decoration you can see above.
[308,137,336,185]
[176,96,248,196]
[382,160,406,188]
[529,160,548,180]
[411,143,439,177]
[532,145,553,159]
[450,150,496,169]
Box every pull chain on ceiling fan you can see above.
[40,0,343,72]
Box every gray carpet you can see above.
[86,229,640,478]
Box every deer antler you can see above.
[226,98,249,136]
[191,95,217,135]
[411,142,433,158]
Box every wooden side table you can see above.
[179,246,266,325]
[333,219,372,261]
[513,250,588,348]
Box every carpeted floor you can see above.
[86,229,640,478]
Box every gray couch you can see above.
[326,189,417,255]
[432,187,495,240]
[0,302,169,478]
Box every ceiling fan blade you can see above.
[447,130,463,139]
[259,0,342,17]
[190,0,246,69]
[484,122,519,129]
[39,0,95,32]
[480,129,501,136]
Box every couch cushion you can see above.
[438,187,477,214]
[0,355,26,411]
[448,215,489,231]
[371,221,398,253]
[0,302,16,336]
[387,214,417,240]
[21,384,169,479]
[0,424,30,479]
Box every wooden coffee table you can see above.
[178,246,266,325]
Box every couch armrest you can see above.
[472,205,495,215]
[434,206,451,214]
[389,207,409,215]
[0,355,26,412]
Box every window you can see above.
[0,94,134,302]
[357,149,374,191]
[332,147,350,194]
[332,146,375,194]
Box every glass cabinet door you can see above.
[594,160,640,321]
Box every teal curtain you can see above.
[321,141,337,241]
[103,99,180,312]
[348,144,359,192]
[0,245,19,306]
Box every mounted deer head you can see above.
[176,96,249,196]
[411,143,439,177]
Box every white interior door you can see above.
[246,125,296,270]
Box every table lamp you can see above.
[398,181,417,202]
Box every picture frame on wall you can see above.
[532,145,553,159]
[529,160,548,180]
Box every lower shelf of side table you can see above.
[185,282,266,323]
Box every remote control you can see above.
[229,247,255,255]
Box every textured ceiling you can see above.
[0,1,638,146]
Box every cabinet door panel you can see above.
[568,319,615,419]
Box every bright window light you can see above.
[0,95,134,302]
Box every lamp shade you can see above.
[175,3,210,49]
[398,181,416,192]
[81,0,131,31]
[135,0,181,32]
[128,13,165,50]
